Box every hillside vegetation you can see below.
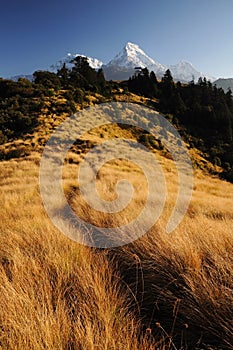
[0,58,233,349]
[1,57,233,181]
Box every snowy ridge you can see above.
[169,60,214,82]
[51,52,103,71]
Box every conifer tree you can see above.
[57,63,69,88]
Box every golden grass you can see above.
[0,147,232,349]
[0,100,233,349]
[0,158,161,350]
[55,141,233,348]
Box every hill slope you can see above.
[0,136,232,349]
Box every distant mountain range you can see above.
[11,42,233,91]
[53,42,215,83]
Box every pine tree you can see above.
[70,56,98,88]
[150,71,158,85]
[57,63,69,88]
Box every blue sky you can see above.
[1,0,233,79]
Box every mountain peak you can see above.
[123,42,153,63]
[178,60,194,66]
[125,41,139,47]
[124,42,141,51]
[106,42,164,71]
[169,60,214,82]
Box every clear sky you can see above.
[1,0,233,79]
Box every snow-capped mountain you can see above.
[106,42,165,71]
[51,53,103,71]
[213,78,233,92]
[169,60,214,83]
[11,53,103,81]
[102,42,215,82]
[103,42,166,80]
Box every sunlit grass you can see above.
[0,147,232,349]
[0,98,233,349]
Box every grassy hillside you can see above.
[0,67,233,348]
[0,122,232,349]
